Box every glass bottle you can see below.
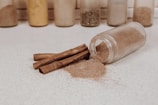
[80,0,100,27]
[27,0,48,26]
[133,0,155,27]
[53,0,76,27]
[107,0,128,26]
[0,0,18,27]
[89,22,146,64]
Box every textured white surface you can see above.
[0,20,158,105]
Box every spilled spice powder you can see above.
[64,59,106,80]
[0,5,17,27]
[133,7,153,26]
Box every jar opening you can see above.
[90,35,115,64]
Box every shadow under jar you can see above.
[0,0,18,27]
[80,0,100,27]
[89,22,146,64]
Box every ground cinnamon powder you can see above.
[64,59,106,80]
[111,27,145,61]
[0,5,17,27]
[133,7,153,26]
[95,42,109,63]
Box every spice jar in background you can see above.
[80,0,100,27]
[133,0,155,27]
[89,22,146,64]
[0,0,18,27]
[27,0,48,27]
[53,0,76,27]
[107,0,128,26]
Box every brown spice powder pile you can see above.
[133,7,152,26]
[64,59,106,80]
[0,5,17,27]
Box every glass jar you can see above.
[107,0,128,26]
[27,0,48,26]
[0,0,18,27]
[133,0,155,27]
[89,22,146,64]
[80,0,100,27]
[53,0,76,27]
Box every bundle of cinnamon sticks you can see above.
[33,44,90,74]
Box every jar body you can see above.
[89,22,146,63]
[133,0,155,27]
[107,0,128,26]
[80,0,100,27]
[54,0,76,27]
[27,0,48,26]
[0,0,18,27]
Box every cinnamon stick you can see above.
[39,50,90,74]
[33,44,88,69]
[34,53,57,61]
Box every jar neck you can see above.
[89,33,118,64]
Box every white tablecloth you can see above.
[0,20,158,105]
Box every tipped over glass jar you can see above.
[89,22,146,63]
